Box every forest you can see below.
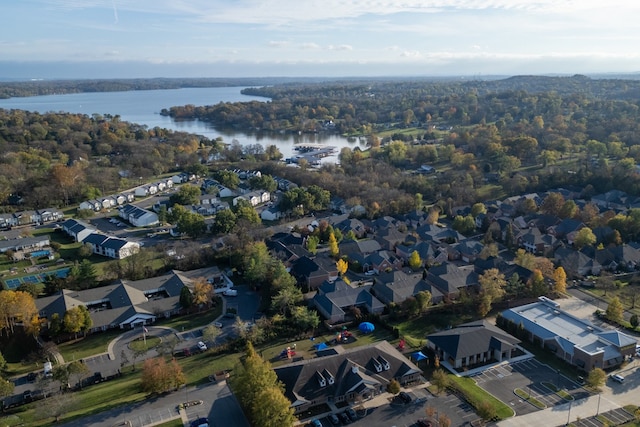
[3,75,640,218]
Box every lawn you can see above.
[156,304,223,331]
[391,307,477,349]
[57,329,124,361]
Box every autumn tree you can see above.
[192,278,213,310]
[606,296,624,324]
[477,268,506,317]
[0,290,39,336]
[67,360,90,389]
[528,269,548,297]
[141,357,185,394]
[415,291,432,314]
[306,235,319,255]
[63,305,92,338]
[553,267,567,294]
[586,368,606,391]
[574,227,596,249]
[328,232,339,258]
[0,377,14,399]
[387,378,401,395]
[431,368,449,394]
[35,389,78,423]
[336,259,348,276]
[408,250,422,270]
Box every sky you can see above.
[2,0,640,79]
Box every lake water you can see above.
[0,87,367,162]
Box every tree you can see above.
[78,259,98,288]
[271,286,303,316]
[212,208,237,234]
[387,378,401,395]
[67,360,90,389]
[202,324,221,345]
[17,282,39,298]
[290,306,320,332]
[586,368,606,391]
[170,184,201,206]
[408,250,422,270]
[63,305,92,338]
[0,350,6,372]
[179,286,193,309]
[553,266,567,294]
[630,314,638,328]
[574,227,596,249]
[35,390,78,423]
[606,296,624,324]
[306,235,319,255]
[78,242,93,258]
[431,368,449,394]
[336,259,348,276]
[415,291,432,314]
[0,378,14,399]
[231,342,295,427]
[471,202,486,217]
[192,279,213,309]
[528,269,547,297]
[141,357,185,394]
[0,290,39,336]
[477,268,506,317]
[328,232,339,258]
[438,414,452,427]
[477,401,497,424]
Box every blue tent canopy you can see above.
[358,322,375,333]
[412,351,428,361]
[314,342,328,350]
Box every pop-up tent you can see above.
[314,342,328,351]
[412,351,428,362]
[359,322,375,333]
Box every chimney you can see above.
[316,371,326,387]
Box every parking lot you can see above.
[317,387,479,427]
[473,359,590,416]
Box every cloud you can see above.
[328,44,353,51]
[268,40,290,48]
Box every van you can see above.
[43,361,53,378]
[610,374,624,383]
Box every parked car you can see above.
[338,412,350,424]
[399,391,412,403]
[610,374,625,383]
[223,289,238,297]
[417,420,433,427]
[213,321,223,328]
[328,414,340,426]
[346,408,358,422]
[197,341,208,351]
[311,420,323,427]
[577,375,585,385]
[190,417,209,427]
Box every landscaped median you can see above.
[541,381,574,401]
[514,388,546,409]
[447,375,514,421]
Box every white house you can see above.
[233,190,271,207]
[261,206,282,221]
[118,204,159,227]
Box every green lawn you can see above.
[448,375,514,420]
[156,304,223,331]
[129,336,161,352]
[57,329,124,362]
[514,388,546,409]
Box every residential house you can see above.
[289,255,338,290]
[501,297,636,371]
[312,279,385,323]
[79,199,102,212]
[518,228,557,256]
[427,320,521,373]
[0,236,50,255]
[83,233,140,259]
[274,341,422,415]
[233,190,270,207]
[451,239,485,263]
[424,262,479,301]
[348,250,402,274]
[372,270,443,305]
[61,219,96,242]
[260,206,282,221]
[118,204,159,227]
[395,241,434,267]
[554,247,602,277]
[36,208,64,224]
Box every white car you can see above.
[610,374,624,383]
[197,341,207,351]
[213,322,223,328]
[223,289,238,297]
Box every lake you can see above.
[0,87,367,162]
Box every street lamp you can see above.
[557,369,561,388]
[566,400,573,426]
[596,392,601,416]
